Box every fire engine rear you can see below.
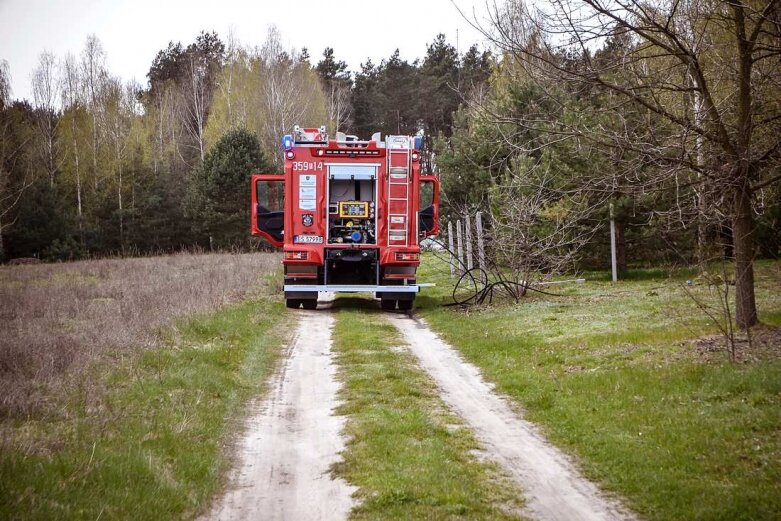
[251,126,439,310]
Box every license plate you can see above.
[294,235,323,244]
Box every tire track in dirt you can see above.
[391,314,637,521]
[202,309,355,521]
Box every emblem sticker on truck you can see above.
[294,234,323,244]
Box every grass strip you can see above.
[331,299,522,520]
[0,294,291,520]
[415,257,781,520]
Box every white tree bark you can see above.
[32,51,60,187]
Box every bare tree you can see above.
[258,27,326,166]
[31,51,60,187]
[183,53,208,162]
[80,34,107,191]
[0,60,10,107]
[176,31,224,166]
[325,80,352,133]
[219,27,240,126]
[475,0,781,327]
[100,77,133,245]
[61,52,85,244]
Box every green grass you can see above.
[0,294,292,520]
[415,256,781,520]
[330,299,523,520]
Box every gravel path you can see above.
[391,314,637,521]
[202,310,355,521]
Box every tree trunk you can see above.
[696,201,708,265]
[733,182,757,328]
[0,215,5,262]
[92,112,99,191]
[72,129,85,248]
[118,151,124,248]
[616,220,627,272]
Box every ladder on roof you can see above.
[386,138,411,248]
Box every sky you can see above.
[0,0,494,103]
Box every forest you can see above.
[0,27,491,259]
[0,1,779,324]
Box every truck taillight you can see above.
[285,251,309,261]
[395,252,420,262]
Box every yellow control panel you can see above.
[338,201,369,219]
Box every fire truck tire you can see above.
[397,299,413,311]
[301,299,318,310]
[380,299,397,311]
[285,299,302,309]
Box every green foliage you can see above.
[188,127,272,248]
[350,36,494,143]
[5,180,75,258]
[42,236,85,261]
[316,47,350,84]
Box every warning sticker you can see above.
[299,186,316,198]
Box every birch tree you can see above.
[31,51,60,187]
[80,35,107,191]
[258,27,327,166]
[60,52,87,243]
[180,31,224,164]
[100,77,132,244]
[316,47,352,133]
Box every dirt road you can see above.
[391,314,636,521]
[205,302,635,521]
[202,310,355,521]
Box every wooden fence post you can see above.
[610,203,618,282]
[475,211,486,272]
[465,214,474,270]
[447,221,455,278]
[456,220,465,275]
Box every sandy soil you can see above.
[202,309,355,521]
[391,314,637,521]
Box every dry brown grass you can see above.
[0,252,280,419]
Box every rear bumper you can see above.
[284,284,420,293]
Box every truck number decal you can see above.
[292,161,324,171]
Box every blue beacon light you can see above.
[351,231,362,242]
[282,134,294,150]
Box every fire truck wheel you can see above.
[285,299,302,309]
[380,299,397,311]
[397,300,413,311]
[301,299,318,310]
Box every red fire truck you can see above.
[251,126,440,310]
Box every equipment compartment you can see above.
[327,177,376,244]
